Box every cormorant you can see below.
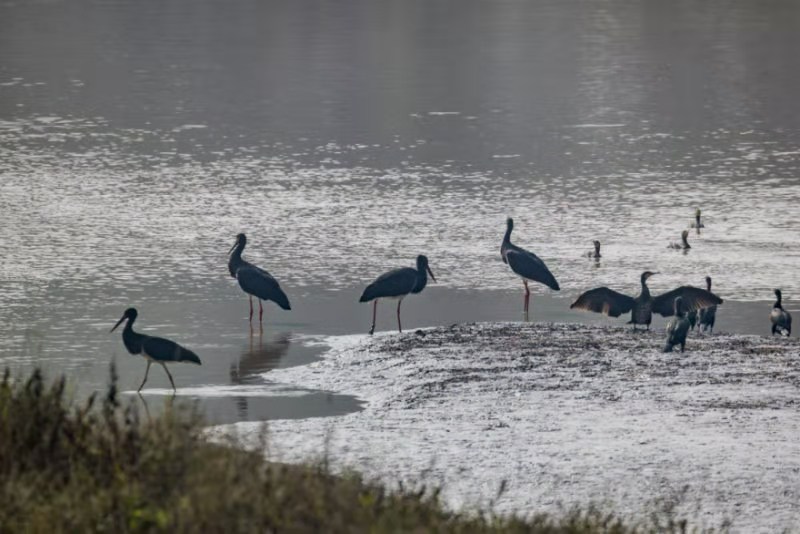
[698,276,717,333]
[668,230,691,250]
[663,296,690,352]
[586,240,601,259]
[690,208,704,229]
[570,271,723,330]
[501,217,560,315]
[770,289,792,336]
[687,309,697,330]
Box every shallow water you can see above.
[1,0,799,420]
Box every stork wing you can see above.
[359,267,418,301]
[142,336,201,364]
[505,248,560,290]
[570,287,635,317]
[237,265,291,309]
[652,286,723,317]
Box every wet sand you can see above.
[216,322,800,531]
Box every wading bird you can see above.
[110,308,201,392]
[586,240,602,259]
[668,230,691,250]
[359,255,435,335]
[501,218,560,316]
[663,296,690,352]
[770,289,792,336]
[570,271,723,330]
[698,276,717,333]
[228,233,291,324]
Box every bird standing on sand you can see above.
[111,307,201,392]
[770,289,792,336]
[570,271,723,330]
[228,233,291,325]
[668,230,691,250]
[663,297,690,352]
[586,240,602,259]
[501,218,560,316]
[698,276,718,333]
[359,255,436,335]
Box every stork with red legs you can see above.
[228,233,291,325]
[500,218,560,318]
[359,255,436,335]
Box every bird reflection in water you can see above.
[230,331,291,420]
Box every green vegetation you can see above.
[0,368,711,533]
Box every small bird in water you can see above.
[770,289,792,336]
[690,208,705,229]
[359,255,436,335]
[228,233,291,325]
[668,230,691,250]
[501,217,560,317]
[663,297,690,353]
[110,308,201,393]
[570,271,723,330]
[586,240,602,259]
[698,276,717,333]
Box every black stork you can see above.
[770,289,792,336]
[359,255,436,335]
[500,217,560,316]
[570,271,723,330]
[698,276,718,333]
[228,233,291,324]
[110,308,201,392]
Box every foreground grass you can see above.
[0,369,704,533]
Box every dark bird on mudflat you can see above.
[663,296,691,353]
[359,255,436,335]
[586,240,602,259]
[501,218,560,316]
[668,230,691,250]
[688,309,698,331]
[228,233,291,324]
[111,308,201,393]
[570,271,723,330]
[770,289,792,336]
[698,276,718,333]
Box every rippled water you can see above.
[1,0,799,419]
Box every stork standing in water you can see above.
[570,271,722,330]
[359,255,436,335]
[110,308,201,393]
[500,218,560,317]
[228,233,291,325]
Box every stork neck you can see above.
[503,224,512,244]
[228,243,245,277]
[775,294,783,309]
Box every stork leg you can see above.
[368,300,377,335]
[249,296,254,322]
[523,280,530,313]
[259,299,264,323]
[138,361,151,392]
[161,363,177,393]
[397,299,403,334]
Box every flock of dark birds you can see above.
[111,210,793,392]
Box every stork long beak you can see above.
[110,315,126,333]
[427,266,437,283]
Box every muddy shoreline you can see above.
[218,323,800,531]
